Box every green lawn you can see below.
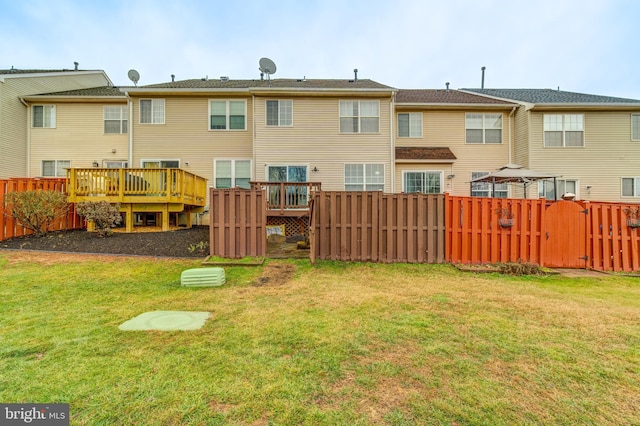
[1,253,639,425]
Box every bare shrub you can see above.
[3,190,69,236]
[76,201,122,237]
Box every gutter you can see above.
[124,92,133,166]
[19,97,31,175]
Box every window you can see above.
[538,179,578,199]
[398,113,422,137]
[140,99,164,124]
[141,160,179,168]
[345,164,384,191]
[104,106,128,134]
[104,161,128,168]
[32,105,56,128]
[622,177,640,197]
[403,171,442,194]
[215,160,251,189]
[632,114,640,141]
[544,114,584,147]
[42,160,69,177]
[471,172,508,198]
[266,100,292,126]
[339,100,379,133]
[210,100,246,130]
[465,113,502,144]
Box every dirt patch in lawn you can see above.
[0,226,211,259]
[252,262,296,287]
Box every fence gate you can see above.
[542,200,588,268]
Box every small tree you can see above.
[76,201,122,237]
[3,190,70,237]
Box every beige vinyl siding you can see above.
[0,72,110,178]
[29,102,128,175]
[528,110,640,202]
[513,106,530,167]
[131,96,253,189]
[394,110,511,196]
[254,96,393,191]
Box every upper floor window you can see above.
[140,99,165,124]
[622,177,640,197]
[471,172,508,198]
[544,114,584,147]
[210,100,246,130]
[215,159,251,189]
[345,164,384,191]
[632,114,640,141]
[403,171,442,194]
[465,113,502,144]
[42,160,69,177]
[104,106,128,134]
[539,179,578,200]
[33,105,56,128]
[340,100,379,133]
[398,113,422,138]
[266,100,292,126]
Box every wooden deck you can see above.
[250,181,321,217]
[67,168,207,231]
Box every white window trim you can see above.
[213,158,253,189]
[465,113,503,144]
[208,99,247,131]
[471,171,509,198]
[265,99,293,127]
[402,170,444,194]
[344,163,385,191]
[41,160,69,177]
[104,105,128,134]
[543,114,585,148]
[631,113,640,141]
[621,177,640,198]
[140,159,181,168]
[398,112,423,138]
[32,105,56,128]
[139,99,165,124]
[538,179,580,200]
[103,160,128,168]
[339,100,380,134]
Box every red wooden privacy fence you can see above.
[446,195,640,272]
[0,178,83,242]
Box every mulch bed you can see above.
[0,226,211,258]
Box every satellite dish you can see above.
[128,69,140,87]
[259,57,277,75]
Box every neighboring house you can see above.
[394,89,518,197]
[0,65,112,179]
[462,88,640,202]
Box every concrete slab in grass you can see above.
[118,311,210,331]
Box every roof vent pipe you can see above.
[74,61,79,71]
[260,72,264,80]
[481,66,486,89]
[353,68,358,81]
[446,82,450,91]
[171,74,175,82]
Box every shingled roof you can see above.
[396,147,457,161]
[141,78,394,90]
[0,68,96,75]
[30,86,126,97]
[396,89,515,105]
[462,88,640,104]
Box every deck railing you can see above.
[250,181,322,213]
[67,168,207,206]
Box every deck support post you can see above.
[124,204,133,232]
[162,204,170,231]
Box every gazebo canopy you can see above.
[470,164,560,199]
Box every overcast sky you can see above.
[2,0,639,99]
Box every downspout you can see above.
[252,94,256,180]
[125,92,133,166]
[508,106,516,164]
[390,92,396,193]
[20,97,31,175]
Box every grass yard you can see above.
[0,252,639,425]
